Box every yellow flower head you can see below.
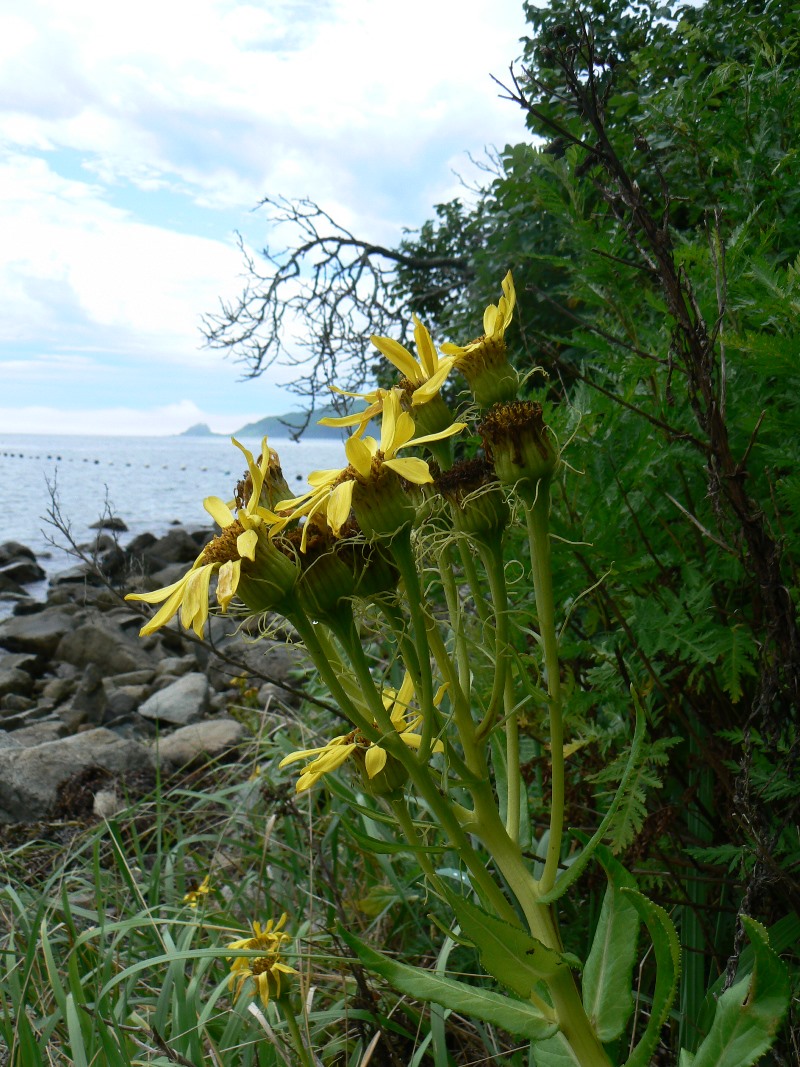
[126,437,290,637]
[441,271,519,406]
[371,315,456,406]
[279,673,446,792]
[318,316,454,436]
[227,914,296,1009]
[182,875,212,908]
[280,389,465,546]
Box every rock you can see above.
[0,666,34,700]
[49,563,101,586]
[0,703,56,731]
[144,528,202,566]
[70,664,108,725]
[138,673,210,725]
[1,693,35,713]
[0,727,155,822]
[56,622,151,675]
[93,789,125,818]
[155,718,246,766]
[155,655,195,680]
[41,675,77,703]
[0,572,28,598]
[0,609,78,656]
[103,684,149,718]
[105,669,154,687]
[0,730,22,749]
[0,559,46,584]
[90,516,128,532]
[0,652,40,675]
[9,721,68,746]
[0,541,36,565]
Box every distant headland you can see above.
[177,407,345,441]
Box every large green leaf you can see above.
[443,890,575,1000]
[531,1031,583,1065]
[339,927,558,1041]
[622,890,681,1067]
[689,917,789,1067]
[539,695,646,904]
[582,845,640,1042]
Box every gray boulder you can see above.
[0,666,34,700]
[56,622,150,675]
[0,541,36,565]
[155,717,246,766]
[0,609,78,656]
[0,558,46,584]
[0,727,154,822]
[138,672,210,725]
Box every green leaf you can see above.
[622,890,681,1067]
[540,693,646,903]
[531,1031,584,1065]
[689,917,789,1067]
[443,890,574,1000]
[338,927,558,1041]
[582,845,640,1042]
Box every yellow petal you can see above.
[405,421,467,449]
[136,583,188,636]
[371,335,420,381]
[365,745,387,778]
[379,390,400,454]
[411,359,455,405]
[382,457,433,484]
[345,433,376,478]
[328,480,355,535]
[180,564,213,637]
[236,528,258,561]
[412,315,438,378]
[216,559,241,612]
[231,437,264,508]
[126,568,195,606]
[204,496,236,529]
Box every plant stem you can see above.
[525,488,564,896]
[278,1001,315,1067]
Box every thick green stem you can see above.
[525,487,564,896]
[475,541,511,740]
[504,674,521,843]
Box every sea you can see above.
[0,433,340,613]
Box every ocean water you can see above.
[0,433,341,589]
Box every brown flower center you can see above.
[200,520,245,565]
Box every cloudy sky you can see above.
[0,0,531,436]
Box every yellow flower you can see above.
[441,271,519,406]
[441,271,515,361]
[182,875,212,908]
[280,389,465,546]
[279,673,446,792]
[126,437,289,637]
[371,315,456,406]
[227,914,296,1009]
[318,316,455,434]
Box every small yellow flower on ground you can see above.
[227,914,296,1009]
[182,875,212,908]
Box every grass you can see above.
[0,698,516,1067]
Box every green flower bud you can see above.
[479,401,558,505]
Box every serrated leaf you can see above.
[622,890,681,1067]
[443,890,572,1000]
[338,927,558,1041]
[690,917,789,1067]
[582,844,640,1041]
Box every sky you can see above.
[0,0,532,436]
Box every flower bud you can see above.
[435,458,510,540]
[235,535,299,615]
[479,401,558,504]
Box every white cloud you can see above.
[0,400,268,437]
[0,151,243,360]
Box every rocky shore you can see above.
[0,526,308,825]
